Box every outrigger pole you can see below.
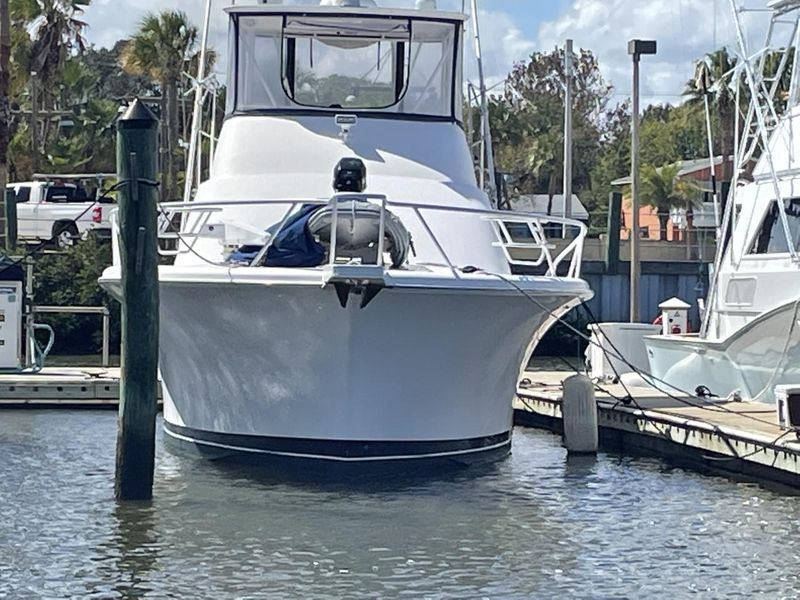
[183,0,213,202]
[469,0,497,205]
[694,61,722,239]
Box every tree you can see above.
[640,103,708,166]
[82,42,156,102]
[28,0,89,93]
[4,0,90,167]
[35,233,119,353]
[587,101,630,223]
[121,10,198,202]
[684,48,738,181]
[8,0,33,98]
[490,47,621,229]
[638,163,701,241]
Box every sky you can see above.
[80,0,771,107]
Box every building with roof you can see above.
[509,194,590,222]
[611,156,730,241]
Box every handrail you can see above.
[137,194,587,278]
[32,305,111,367]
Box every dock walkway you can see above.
[0,367,122,407]
[515,371,800,487]
[2,366,799,487]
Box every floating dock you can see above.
[0,367,124,407]
[515,371,800,488]
[3,365,799,488]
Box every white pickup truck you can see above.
[5,180,114,248]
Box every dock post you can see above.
[101,308,110,368]
[114,99,160,501]
[562,374,598,454]
[605,192,621,275]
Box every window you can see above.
[45,185,76,203]
[235,14,460,118]
[44,185,90,203]
[749,197,800,254]
[399,20,457,118]
[238,16,294,111]
[14,187,30,203]
[283,17,409,109]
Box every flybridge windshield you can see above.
[283,17,410,109]
[232,14,461,119]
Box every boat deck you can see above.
[515,370,800,488]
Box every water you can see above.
[2,412,800,599]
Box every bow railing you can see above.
[109,194,587,279]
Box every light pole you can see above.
[627,39,657,323]
[562,39,573,239]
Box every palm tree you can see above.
[5,0,90,167]
[121,10,197,202]
[639,163,701,241]
[8,0,34,98]
[684,48,737,182]
[28,0,89,99]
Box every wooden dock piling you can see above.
[114,99,160,501]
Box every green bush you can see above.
[32,236,120,355]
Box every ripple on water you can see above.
[0,410,799,598]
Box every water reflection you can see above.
[3,412,800,597]
[200,452,507,493]
[563,453,598,480]
[102,502,160,600]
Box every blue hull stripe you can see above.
[164,421,511,460]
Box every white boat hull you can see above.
[152,277,585,462]
[645,300,800,402]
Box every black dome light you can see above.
[333,158,366,193]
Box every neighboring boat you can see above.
[645,0,800,403]
[101,0,592,464]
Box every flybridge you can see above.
[237,0,455,14]
[182,0,496,206]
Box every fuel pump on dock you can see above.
[0,258,25,370]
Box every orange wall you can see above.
[621,200,683,241]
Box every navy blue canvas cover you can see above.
[228,204,326,267]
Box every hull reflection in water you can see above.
[5,413,800,599]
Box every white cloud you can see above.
[80,0,536,98]
[536,0,770,106]
[79,0,773,107]
[464,9,537,89]
[82,0,229,78]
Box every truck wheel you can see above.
[53,222,79,249]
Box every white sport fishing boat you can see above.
[645,0,800,403]
[101,0,592,463]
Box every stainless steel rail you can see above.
[32,305,111,367]
[112,194,589,279]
